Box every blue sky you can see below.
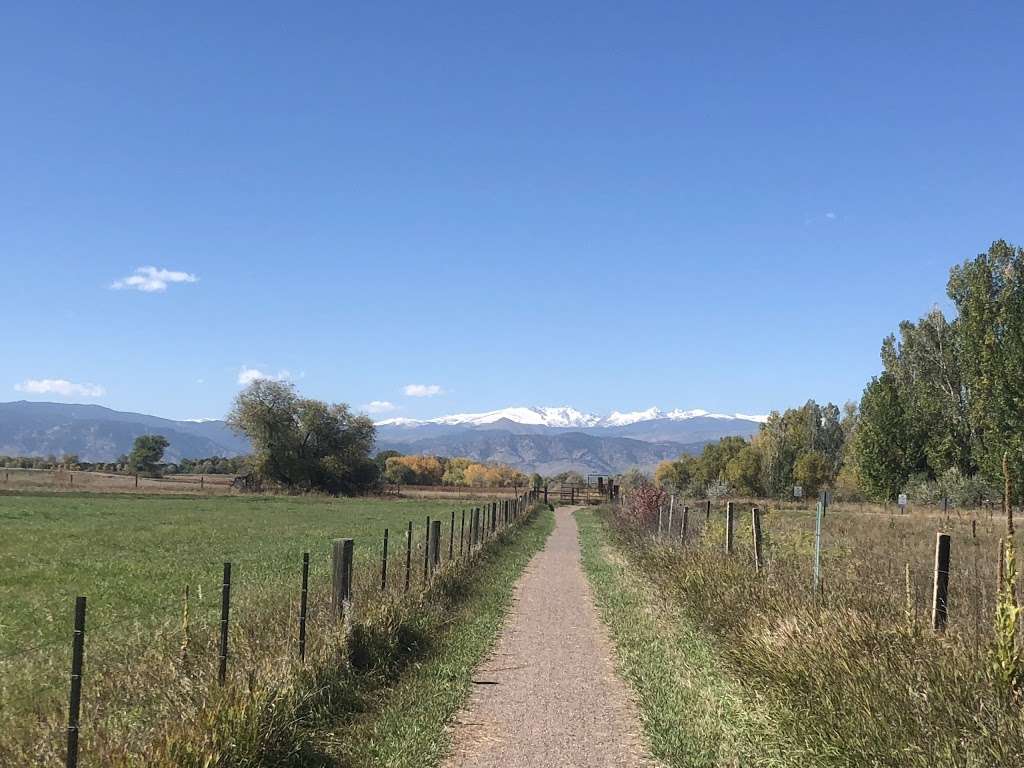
[2,3,1021,421]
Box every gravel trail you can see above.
[442,506,657,768]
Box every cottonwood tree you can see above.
[128,435,169,476]
[228,379,377,495]
[948,240,1024,491]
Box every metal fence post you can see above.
[66,596,86,768]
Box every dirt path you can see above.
[442,506,658,768]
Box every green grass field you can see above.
[0,490,507,764]
[0,492,481,652]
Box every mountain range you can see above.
[0,402,764,474]
[0,401,250,463]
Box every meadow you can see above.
[580,499,1024,767]
[0,490,536,765]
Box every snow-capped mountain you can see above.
[377,405,767,429]
[370,405,768,472]
[372,404,767,472]
[377,406,600,429]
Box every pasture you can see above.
[0,490,508,763]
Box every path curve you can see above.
[442,506,657,767]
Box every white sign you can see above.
[897,493,908,507]
[793,486,803,498]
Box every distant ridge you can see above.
[0,401,249,463]
[0,400,764,474]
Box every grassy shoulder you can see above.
[313,504,555,766]
[578,505,1024,768]
[575,506,823,768]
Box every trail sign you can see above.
[897,493,908,511]
[793,486,803,499]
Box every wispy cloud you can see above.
[111,266,198,293]
[237,367,293,386]
[825,211,837,220]
[404,384,444,397]
[15,378,105,398]
[363,400,397,414]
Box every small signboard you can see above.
[793,486,803,499]
[897,493,908,509]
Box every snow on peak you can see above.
[602,407,664,426]
[428,406,600,428]
[734,412,770,424]
[373,405,767,428]
[374,416,426,427]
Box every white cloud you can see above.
[237,367,293,385]
[111,266,198,293]
[825,211,837,220]
[404,384,444,397]
[15,378,105,398]
[363,400,397,414]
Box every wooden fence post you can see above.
[658,504,664,537]
[404,522,412,592]
[932,532,951,631]
[332,539,353,618]
[681,505,689,542]
[667,495,674,537]
[460,510,466,556]
[218,562,232,684]
[430,520,442,575]
[381,529,389,591]
[66,596,86,768]
[752,507,764,573]
[299,553,309,661]
[422,517,431,582]
[725,501,735,554]
[705,499,711,522]
[449,510,455,560]
[544,484,548,504]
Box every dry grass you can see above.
[602,499,1024,767]
[0,467,237,495]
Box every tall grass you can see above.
[603,501,1024,767]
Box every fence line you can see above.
[46,489,543,767]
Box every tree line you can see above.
[656,240,1023,505]
[226,380,539,494]
[376,453,531,487]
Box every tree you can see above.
[384,457,416,485]
[654,455,697,492]
[880,308,972,477]
[792,451,830,498]
[375,450,402,473]
[856,373,923,500]
[947,240,1024,490]
[725,445,763,496]
[128,435,169,476]
[228,380,377,495]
